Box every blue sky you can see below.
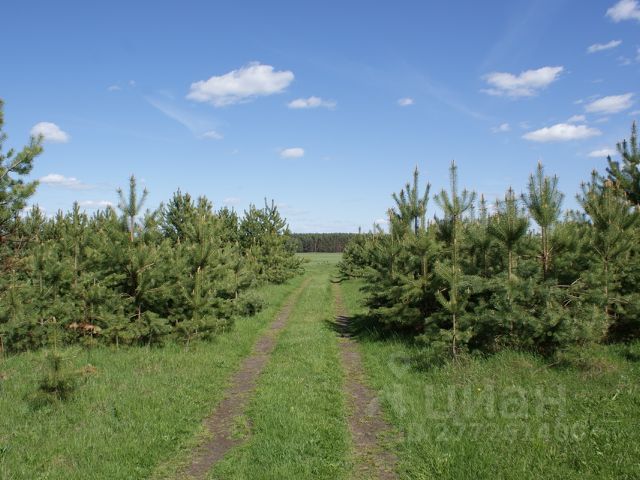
[2,0,639,232]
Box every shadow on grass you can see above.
[622,350,640,362]
[324,311,448,373]
[324,311,413,342]
[615,342,640,362]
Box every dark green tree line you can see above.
[292,233,359,253]
[0,102,302,353]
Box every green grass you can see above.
[0,275,306,480]
[3,255,638,479]
[296,252,342,268]
[210,259,350,479]
[340,277,640,480]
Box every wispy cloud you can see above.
[492,123,510,133]
[618,56,632,66]
[588,148,616,157]
[587,39,622,53]
[146,96,222,138]
[223,197,241,206]
[31,122,70,143]
[280,147,304,159]
[585,93,634,114]
[187,62,294,107]
[416,73,489,120]
[201,130,223,140]
[567,114,586,123]
[523,123,601,142]
[107,80,136,92]
[397,97,414,107]
[78,200,114,209]
[40,173,93,190]
[606,0,640,22]
[288,96,336,109]
[482,66,563,97]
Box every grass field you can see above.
[339,277,640,480]
[0,274,306,480]
[1,253,639,479]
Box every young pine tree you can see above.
[391,166,430,235]
[522,163,563,279]
[466,196,494,277]
[117,175,148,242]
[0,100,43,258]
[606,122,640,207]
[433,161,476,357]
[579,173,638,335]
[488,188,529,282]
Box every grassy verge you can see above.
[0,275,306,480]
[340,277,640,480]
[210,256,350,479]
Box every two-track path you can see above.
[333,282,398,480]
[182,278,311,479]
[173,267,397,479]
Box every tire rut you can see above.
[333,282,398,480]
[181,278,311,479]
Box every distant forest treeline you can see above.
[292,233,358,253]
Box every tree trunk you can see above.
[604,258,610,318]
[541,227,548,279]
[452,312,457,358]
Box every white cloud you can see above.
[492,123,510,133]
[223,197,241,206]
[567,114,586,123]
[287,96,336,109]
[637,47,640,62]
[588,148,616,157]
[587,40,622,53]
[107,85,121,92]
[40,173,92,189]
[630,110,640,116]
[606,0,640,22]
[146,97,220,138]
[585,93,634,114]
[187,62,294,107]
[482,66,563,97]
[280,147,304,159]
[397,97,414,106]
[30,122,70,143]
[201,130,223,140]
[523,123,601,142]
[78,200,114,209]
[618,56,632,66]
